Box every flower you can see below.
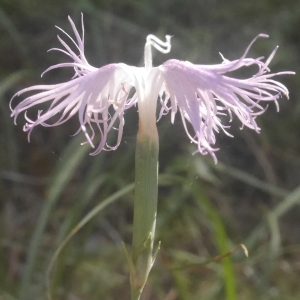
[11,15,294,162]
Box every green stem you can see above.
[130,121,159,300]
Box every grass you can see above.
[1,0,300,299]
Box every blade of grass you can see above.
[0,71,28,170]
[0,8,30,61]
[46,182,135,300]
[246,184,300,251]
[0,71,28,97]
[212,161,289,198]
[50,174,106,293]
[263,211,281,287]
[56,154,106,245]
[19,136,90,300]
[191,183,236,300]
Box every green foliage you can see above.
[1,0,300,299]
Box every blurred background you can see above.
[0,0,300,299]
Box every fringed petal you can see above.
[160,35,294,163]
[11,63,135,154]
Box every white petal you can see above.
[11,63,136,154]
[160,37,293,163]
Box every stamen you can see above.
[146,34,172,53]
[144,34,172,70]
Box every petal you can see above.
[160,36,294,163]
[46,14,96,78]
[11,63,136,154]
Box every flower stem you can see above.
[130,120,159,300]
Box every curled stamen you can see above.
[144,34,172,70]
[146,34,172,54]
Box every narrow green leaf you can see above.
[19,136,90,300]
[191,183,236,300]
[46,183,134,300]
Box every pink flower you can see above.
[11,15,294,162]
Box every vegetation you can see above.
[1,0,300,299]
